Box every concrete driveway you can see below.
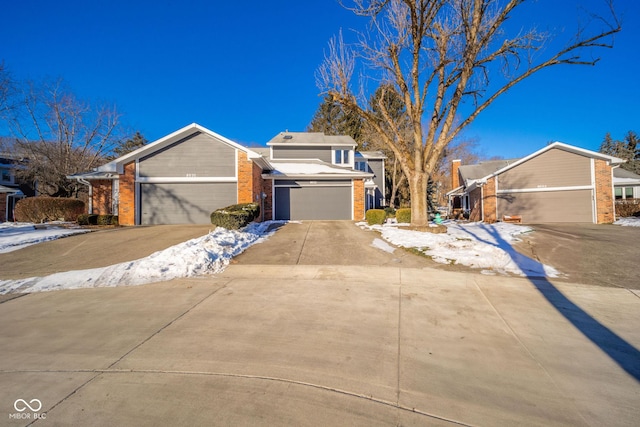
[1,221,639,426]
[513,223,640,289]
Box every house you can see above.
[69,123,385,225]
[0,153,31,221]
[613,167,640,200]
[446,142,624,224]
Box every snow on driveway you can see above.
[362,221,561,278]
[0,222,280,295]
[0,222,90,254]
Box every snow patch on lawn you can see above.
[0,221,280,294]
[363,221,560,278]
[0,222,90,253]
[614,217,640,227]
[371,238,395,253]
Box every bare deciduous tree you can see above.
[5,78,123,197]
[318,0,621,225]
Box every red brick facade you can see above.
[594,159,615,223]
[236,151,272,221]
[91,179,112,215]
[353,179,365,220]
[0,193,7,221]
[118,161,136,226]
[482,177,497,223]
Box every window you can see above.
[355,161,368,172]
[1,168,11,183]
[616,187,637,200]
[615,188,623,200]
[625,187,634,199]
[334,149,350,165]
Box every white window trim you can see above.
[332,148,353,167]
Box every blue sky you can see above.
[1,0,638,159]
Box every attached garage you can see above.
[140,182,237,225]
[274,180,352,220]
[497,189,594,223]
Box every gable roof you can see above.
[96,123,265,174]
[267,132,357,147]
[613,167,640,185]
[462,142,624,192]
[458,159,519,186]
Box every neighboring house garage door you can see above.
[274,180,352,220]
[497,189,593,223]
[140,182,237,224]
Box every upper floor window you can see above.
[334,149,350,165]
[355,161,368,172]
[1,168,12,184]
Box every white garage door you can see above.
[140,182,237,224]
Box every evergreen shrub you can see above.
[210,203,260,229]
[365,209,387,225]
[396,208,411,224]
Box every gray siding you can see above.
[499,148,591,190]
[497,189,593,223]
[139,132,236,178]
[271,146,332,162]
[274,180,352,220]
[367,158,385,208]
[140,182,237,224]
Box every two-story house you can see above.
[69,123,386,225]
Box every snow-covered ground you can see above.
[0,222,280,295]
[1,219,560,295]
[0,222,90,254]
[362,221,561,278]
[614,217,640,227]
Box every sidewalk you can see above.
[1,264,638,426]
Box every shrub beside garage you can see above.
[211,203,260,229]
[14,197,85,223]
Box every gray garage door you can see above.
[275,182,352,220]
[497,189,593,223]
[140,182,237,224]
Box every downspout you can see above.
[76,178,93,214]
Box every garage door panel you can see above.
[141,183,237,224]
[275,184,352,220]
[497,189,593,223]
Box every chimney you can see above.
[451,159,461,189]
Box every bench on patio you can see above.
[502,215,522,224]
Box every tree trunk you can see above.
[408,171,429,226]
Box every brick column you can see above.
[482,177,497,223]
[237,151,253,204]
[353,179,365,220]
[118,161,136,225]
[594,159,615,223]
[452,159,461,189]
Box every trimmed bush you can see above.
[616,199,640,218]
[77,214,118,226]
[384,207,396,217]
[210,203,260,230]
[14,197,85,223]
[365,209,386,225]
[396,208,411,224]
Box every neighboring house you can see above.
[69,123,384,225]
[613,167,640,200]
[446,142,624,224]
[0,154,31,221]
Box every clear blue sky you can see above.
[1,0,638,159]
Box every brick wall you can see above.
[237,151,253,204]
[0,193,6,221]
[91,180,112,215]
[353,179,365,220]
[482,177,497,223]
[118,161,136,225]
[594,159,615,223]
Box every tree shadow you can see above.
[459,223,640,382]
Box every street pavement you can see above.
[1,222,639,426]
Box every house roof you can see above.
[613,167,640,185]
[266,132,357,147]
[356,151,387,160]
[461,142,625,192]
[0,184,19,193]
[458,159,519,186]
[95,123,265,174]
[263,159,373,180]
